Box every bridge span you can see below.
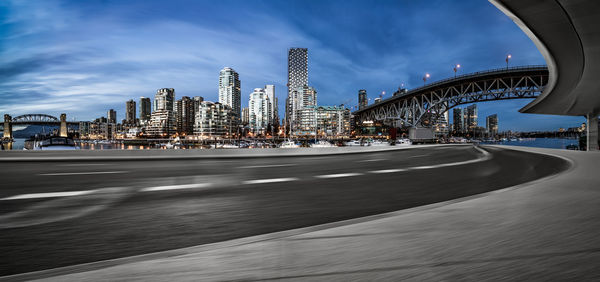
[353,65,548,128]
[2,113,78,140]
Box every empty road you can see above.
[0,145,569,276]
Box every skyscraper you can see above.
[264,84,275,124]
[453,107,464,133]
[287,48,308,130]
[218,67,241,119]
[154,88,175,112]
[466,104,478,131]
[149,88,176,136]
[249,88,271,133]
[107,109,117,124]
[125,99,136,125]
[176,96,194,135]
[358,89,368,110]
[139,97,151,121]
[486,114,498,136]
[241,107,249,126]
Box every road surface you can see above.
[0,145,569,276]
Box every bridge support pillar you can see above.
[3,114,12,140]
[60,113,68,137]
[587,113,598,151]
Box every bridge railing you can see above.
[356,65,548,113]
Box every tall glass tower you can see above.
[287,48,308,130]
[218,67,241,119]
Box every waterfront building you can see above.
[453,107,464,133]
[194,101,236,137]
[486,114,499,136]
[466,104,478,132]
[218,67,241,119]
[358,89,368,110]
[265,85,276,124]
[148,88,176,136]
[296,105,351,136]
[176,96,194,135]
[293,85,317,131]
[125,99,136,125]
[286,48,308,131]
[241,107,249,126]
[107,109,117,124]
[154,88,175,112]
[249,88,272,134]
[78,121,90,137]
[139,97,151,122]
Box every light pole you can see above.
[453,64,461,78]
[506,54,511,69]
[423,73,430,86]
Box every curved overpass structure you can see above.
[490,0,600,150]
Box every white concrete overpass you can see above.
[490,0,600,150]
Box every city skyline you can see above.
[0,0,586,131]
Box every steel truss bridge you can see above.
[2,113,79,139]
[353,65,549,127]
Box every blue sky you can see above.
[0,0,585,131]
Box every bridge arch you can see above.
[12,114,59,123]
[354,65,549,128]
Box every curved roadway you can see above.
[0,145,569,276]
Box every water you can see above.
[481,138,580,150]
[2,137,581,150]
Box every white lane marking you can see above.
[368,147,491,173]
[140,183,212,192]
[242,178,299,185]
[369,168,407,174]
[356,158,386,163]
[406,154,429,158]
[38,171,127,176]
[410,146,490,170]
[1,190,95,201]
[237,164,295,169]
[315,173,363,179]
[57,163,108,167]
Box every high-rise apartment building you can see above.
[241,107,249,126]
[149,88,176,136]
[486,114,498,136]
[286,48,308,130]
[466,104,478,132]
[194,101,235,137]
[453,107,464,133]
[296,106,351,136]
[249,88,272,133]
[125,99,136,125]
[139,97,151,121]
[358,89,368,110]
[218,67,241,119]
[176,96,194,135]
[107,109,117,124]
[154,88,175,112]
[264,85,275,124]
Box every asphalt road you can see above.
[0,145,569,276]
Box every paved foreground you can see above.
[0,145,582,280]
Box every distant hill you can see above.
[12,125,60,138]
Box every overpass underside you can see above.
[491,0,600,150]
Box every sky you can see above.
[0,0,585,131]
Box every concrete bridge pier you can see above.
[60,113,67,137]
[3,114,12,140]
[587,113,598,151]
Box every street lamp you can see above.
[423,73,430,86]
[453,64,461,78]
[506,54,511,69]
